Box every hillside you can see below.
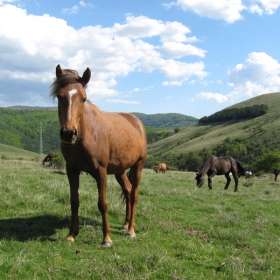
[0,143,41,160]
[0,107,196,154]
[147,92,280,170]
[132,112,197,129]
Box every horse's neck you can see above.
[80,102,102,130]
[201,158,211,175]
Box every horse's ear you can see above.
[56,64,64,77]
[82,67,91,85]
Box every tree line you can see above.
[199,104,268,124]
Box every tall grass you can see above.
[0,159,280,279]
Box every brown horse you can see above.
[195,155,245,192]
[156,163,167,173]
[42,153,58,166]
[50,65,147,247]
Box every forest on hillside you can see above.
[199,104,268,124]
[132,112,197,128]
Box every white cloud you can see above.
[166,0,280,23]
[62,1,94,14]
[114,16,195,43]
[198,52,280,104]
[160,42,206,58]
[0,4,207,106]
[106,99,140,104]
[166,0,245,23]
[228,52,280,86]
[196,92,229,103]
[0,0,15,5]
[248,4,264,15]
[250,0,280,14]
[62,5,79,15]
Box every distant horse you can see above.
[155,163,167,173]
[195,155,245,192]
[42,153,58,166]
[50,65,147,247]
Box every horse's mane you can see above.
[199,155,213,175]
[50,69,87,99]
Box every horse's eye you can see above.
[82,98,87,103]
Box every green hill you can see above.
[0,107,196,154]
[0,143,41,160]
[132,112,197,129]
[1,92,280,170]
[147,92,280,171]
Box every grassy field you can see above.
[0,156,280,279]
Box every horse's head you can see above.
[51,64,91,145]
[195,172,204,188]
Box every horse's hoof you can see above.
[66,235,75,242]
[100,241,113,248]
[127,233,136,239]
[120,227,128,232]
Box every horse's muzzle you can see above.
[60,127,78,145]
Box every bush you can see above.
[51,154,65,170]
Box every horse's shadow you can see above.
[0,215,100,242]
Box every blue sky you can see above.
[1,0,280,118]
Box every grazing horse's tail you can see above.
[235,159,246,176]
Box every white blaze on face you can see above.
[67,89,78,121]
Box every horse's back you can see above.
[96,110,147,172]
[205,155,235,175]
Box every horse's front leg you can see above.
[224,173,231,190]
[207,177,212,189]
[96,168,112,247]
[66,165,80,242]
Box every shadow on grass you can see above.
[0,215,101,242]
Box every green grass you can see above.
[1,158,280,279]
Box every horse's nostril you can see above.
[60,128,78,144]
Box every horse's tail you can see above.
[235,159,246,176]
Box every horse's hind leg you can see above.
[115,171,132,231]
[224,173,231,190]
[125,162,145,238]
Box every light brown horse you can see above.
[156,163,167,173]
[50,65,147,247]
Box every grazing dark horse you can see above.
[42,153,58,166]
[155,163,167,173]
[50,65,147,247]
[195,155,245,192]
